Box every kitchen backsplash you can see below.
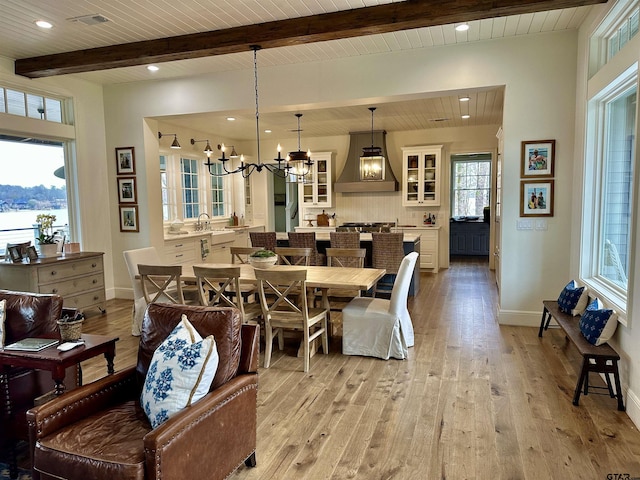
[303,191,444,226]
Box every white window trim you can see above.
[580,63,638,326]
[161,150,232,226]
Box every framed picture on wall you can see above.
[119,205,139,232]
[117,177,137,203]
[115,147,135,175]
[521,139,555,178]
[520,180,554,217]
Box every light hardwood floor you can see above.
[82,257,640,480]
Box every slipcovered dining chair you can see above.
[342,252,418,360]
[255,268,329,373]
[123,247,163,336]
[193,265,262,324]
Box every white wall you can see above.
[572,2,640,429]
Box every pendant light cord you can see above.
[252,45,261,167]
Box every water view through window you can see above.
[0,136,68,256]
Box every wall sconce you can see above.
[191,138,213,157]
[158,132,181,149]
[217,144,239,160]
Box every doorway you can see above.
[449,153,491,262]
[273,174,299,232]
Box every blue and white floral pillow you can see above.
[141,314,219,429]
[579,298,618,346]
[0,299,5,347]
[557,280,588,316]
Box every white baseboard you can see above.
[623,387,640,429]
[497,308,541,327]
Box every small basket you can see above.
[57,319,84,341]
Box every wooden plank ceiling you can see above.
[14,0,606,79]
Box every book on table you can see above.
[3,338,59,352]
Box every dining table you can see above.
[184,263,386,318]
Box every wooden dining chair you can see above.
[193,265,262,324]
[315,248,367,310]
[229,246,264,302]
[275,246,312,266]
[138,264,192,305]
[255,268,329,373]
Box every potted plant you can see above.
[36,213,58,257]
[248,249,278,268]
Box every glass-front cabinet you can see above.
[402,145,442,206]
[299,151,333,207]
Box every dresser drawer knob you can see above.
[51,270,57,276]
[92,279,98,284]
[91,263,97,268]
[52,288,58,293]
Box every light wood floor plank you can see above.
[77,257,640,480]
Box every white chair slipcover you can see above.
[123,247,163,336]
[342,252,418,360]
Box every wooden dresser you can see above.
[0,252,106,315]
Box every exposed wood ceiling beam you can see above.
[15,0,606,78]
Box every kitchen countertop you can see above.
[164,225,262,241]
[277,232,422,242]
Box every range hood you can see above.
[334,130,398,193]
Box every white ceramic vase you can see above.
[248,256,278,268]
[39,243,58,257]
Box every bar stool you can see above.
[371,232,405,298]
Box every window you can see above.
[451,154,491,217]
[0,86,64,123]
[0,136,70,255]
[181,157,200,219]
[161,153,229,223]
[589,0,639,76]
[582,67,637,317]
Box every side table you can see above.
[0,333,119,479]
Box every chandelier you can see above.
[204,46,311,180]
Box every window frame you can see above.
[581,65,638,325]
[450,154,492,218]
[161,150,231,225]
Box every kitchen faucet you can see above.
[195,212,211,231]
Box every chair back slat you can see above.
[326,248,366,268]
[231,246,264,264]
[275,247,312,266]
[138,264,185,305]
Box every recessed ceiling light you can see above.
[35,20,53,29]
[462,114,471,119]
[455,23,469,32]
[264,129,272,133]
[147,65,159,72]
[459,96,470,102]
[226,117,236,121]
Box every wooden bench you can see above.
[539,300,625,411]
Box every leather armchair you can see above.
[0,290,72,453]
[27,303,259,480]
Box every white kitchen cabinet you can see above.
[402,145,442,207]
[208,241,233,263]
[299,151,333,208]
[164,237,197,265]
[413,226,440,272]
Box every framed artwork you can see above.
[26,245,39,261]
[520,180,554,217]
[117,176,137,203]
[119,205,139,232]
[116,147,135,175]
[8,246,23,263]
[521,139,555,178]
